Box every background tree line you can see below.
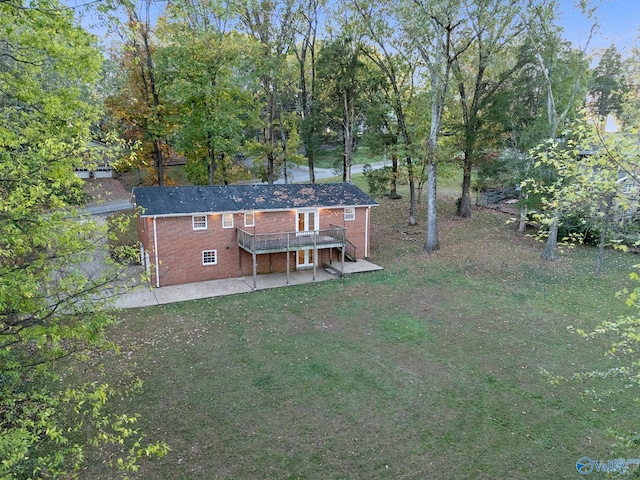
[98,0,640,254]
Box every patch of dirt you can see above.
[83,178,132,206]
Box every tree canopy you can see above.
[0,0,167,476]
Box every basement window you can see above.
[202,250,217,265]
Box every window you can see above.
[244,212,255,227]
[222,213,234,229]
[344,207,356,221]
[192,215,207,230]
[202,250,217,265]
[624,183,633,194]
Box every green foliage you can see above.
[523,116,638,270]
[232,0,303,184]
[588,44,626,119]
[107,209,139,264]
[246,111,307,183]
[0,1,167,476]
[316,34,374,180]
[1,378,168,478]
[362,164,394,197]
[620,46,640,130]
[156,14,254,185]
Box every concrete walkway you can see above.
[113,259,384,309]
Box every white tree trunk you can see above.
[542,214,559,260]
[425,159,439,252]
[518,193,528,233]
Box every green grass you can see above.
[90,184,640,479]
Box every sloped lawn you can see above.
[95,187,640,479]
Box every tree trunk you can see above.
[139,21,164,187]
[267,151,275,185]
[392,84,414,221]
[308,150,315,183]
[343,91,352,183]
[542,214,559,260]
[220,153,228,185]
[595,219,607,276]
[208,144,215,185]
[424,66,444,252]
[455,77,473,219]
[416,160,427,203]
[407,156,416,225]
[265,81,278,185]
[390,154,400,199]
[595,196,614,276]
[279,110,288,184]
[518,158,532,233]
[294,0,318,184]
[154,140,164,187]
[424,159,439,252]
[457,157,472,217]
[518,193,528,233]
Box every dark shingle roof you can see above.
[133,183,378,216]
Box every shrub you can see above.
[363,164,394,198]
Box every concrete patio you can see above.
[113,259,384,309]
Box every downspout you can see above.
[153,216,160,288]
[365,207,370,258]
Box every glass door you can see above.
[296,210,317,267]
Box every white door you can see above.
[297,210,318,267]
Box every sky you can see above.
[558,0,640,55]
[74,0,639,57]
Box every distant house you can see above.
[133,183,378,288]
[74,140,114,179]
[578,146,640,221]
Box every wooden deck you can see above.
[237,225,346,254]
[237,225,348,288]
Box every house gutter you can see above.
[153,216,160,288]
[137,204,378,219]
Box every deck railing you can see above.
[343,238,357,261]
[237,226,346,254]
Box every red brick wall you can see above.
[138,206,373,287]
[319,206,370,259]
[149,214,238,287]
[249,210,296,234]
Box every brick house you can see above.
[133,183,378,288]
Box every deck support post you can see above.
[341,240,345,278]
[286,235,290,286]
[313,233,317,282]
[252,252,257,290]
